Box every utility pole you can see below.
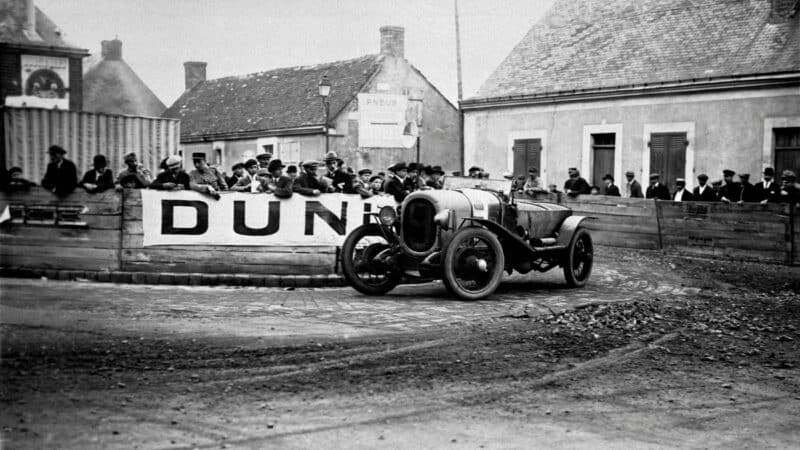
[454,0,464,102]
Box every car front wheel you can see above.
[341,224,402,296]
[442,227,505,300]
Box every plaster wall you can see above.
[464,87,800,189]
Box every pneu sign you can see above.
[141,190,396,246]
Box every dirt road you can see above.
[2,248,799,448]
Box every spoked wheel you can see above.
[563,227,593,287]
[442,227,505,300]
[341,224,402,295]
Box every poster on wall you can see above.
[141,190,398,247]
[357,93,409,148]
[4,55,70,109]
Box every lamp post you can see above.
[318,75,331,156]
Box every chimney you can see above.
[380,26,405,58]
[101,39,122,60]
[183,61,207,90]
[22,0,37,39]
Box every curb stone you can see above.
[0,267,347,288]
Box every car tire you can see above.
[563,227,593,288]
[442,227,505,300]
[341,224,402,296]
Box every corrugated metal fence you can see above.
[3,106,180,181]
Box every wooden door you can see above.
[649,133,686,186]
[512,139,542,179]
[591,133,615,193]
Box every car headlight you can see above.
[379,205,397,226]
[434,209,451,230]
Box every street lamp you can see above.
[318,75,331,156]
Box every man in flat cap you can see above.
[231,159,266,192]
[623,170,644,198]
[150,155,190,190]
[189,152,227,199]
[755,167,779,204]
[354,168,375,198]
[116,152,151,189]
[738,173,759,203]
[645,173,670,200]
[41,145,78,196]
[602,174,621,197]
[672,178,694,202]
[385,162,410,202]
[693,174,717,201]
[293,161,323,196]
[256,150,272,176]
[428,166,445,190]
[718,169,741,203]
[226,162,245,189]
[563,167,591,197]
[80,154,115,194]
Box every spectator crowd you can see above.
[2,145,799,207]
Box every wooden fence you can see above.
[0,189,797,279]
[3,106,180,181]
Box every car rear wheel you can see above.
[442,227,505,300]
[341,224,402,296]
[563,227,593,287]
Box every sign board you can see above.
[358,93,408,148]
[141,190,397,246]
[5,55,70,109]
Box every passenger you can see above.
[755,167,779,204]
[623,170,644,198]
[80,155,115,193]
[188,152,227,199]
[226,162,245,188]
[602,174,620,197]
[645,173,670,200]
[150,155,190,191]
[523,167,542,195]
[718,169,741,203]
[293,160,323,196]
[672,178,693,202]
[354,169,374,198]
[41,145,78,196]
[231,159,265,192]
[116,152,151,189]
[385,162,410,203]
[563,167,591,197]
[693,174,717,201]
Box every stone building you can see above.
[461,0,800,192]
[0,0,88,110]
[82,38,165,117]
[163,26,460,173]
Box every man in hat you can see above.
[404,162,420,192]
[523,167,543,196]
[623,170,644,198]
[693,174,717,201]
[264,159,293,198]
[467,166,482,179]
[150,155,190,191]
[80,154,114,194]
[563,168,591,197]
[602,174,621,197]
[293,161,323,196]
[755,167,779,204]
[370,175,385,194]
[324,153,354,194]
[354,168,374,198]
[672,178,694,202]
[718,169,740,203]
[645,173,670,200]
[738,173,758,203]
[428,166,445,190]
[778,170,799,205]
[226,162,245,188]
[385,162,410,202]
[41,145,78,196]
[232,159,266,193]
[286,165,299,180]
[256,151,272,176]
[116,152,151,189]
[189,152,227,199]
[6,167,35,191]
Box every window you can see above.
[591,133,615,193]
[512,139,541,179]
[649,133,687,186]
[774,128,800,177]
[214,148,223,167]
[262,144,274,155]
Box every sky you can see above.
[37,0,554,107]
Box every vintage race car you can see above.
[341,177,594,300]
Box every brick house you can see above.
[461,0,800,192]
[0,0,88,111]
[163,26,461,173]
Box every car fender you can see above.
[555,215,593,246]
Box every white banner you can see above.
[141,190,397,247]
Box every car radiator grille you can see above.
[402,199,437,253]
